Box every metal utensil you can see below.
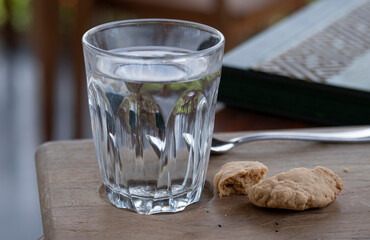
[211,128,370,154]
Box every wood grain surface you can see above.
[35,128,370,239]
[214,106,322,132]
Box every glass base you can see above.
[105,184,203,215]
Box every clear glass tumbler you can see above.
[82,19,224,214]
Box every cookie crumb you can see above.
[224,214,227,217]
[343,168,349,173]
[218,224,222,228]
[275,221,279,226]
[206,210,209,213]
[275,230,279,233]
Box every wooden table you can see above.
[36,127,370,239]
[214,106,322,132]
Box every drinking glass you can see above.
[82,19,224,214]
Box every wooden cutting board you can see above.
[35,128,370,239]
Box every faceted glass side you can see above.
[87,70,220,214]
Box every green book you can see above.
[219,0,370,125]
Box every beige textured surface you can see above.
[213,161,267,197]
[248,166,343,210]
[35,128,370,239]
[255,1,370,83]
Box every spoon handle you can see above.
[231,128,370,146]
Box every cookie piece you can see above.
[248,166,343,210]
[213,161,268,197]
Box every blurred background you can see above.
[0,0,312,238]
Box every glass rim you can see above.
[82,18,225,60]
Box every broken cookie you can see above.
[248,166,343,210]
[213,161,268,197]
